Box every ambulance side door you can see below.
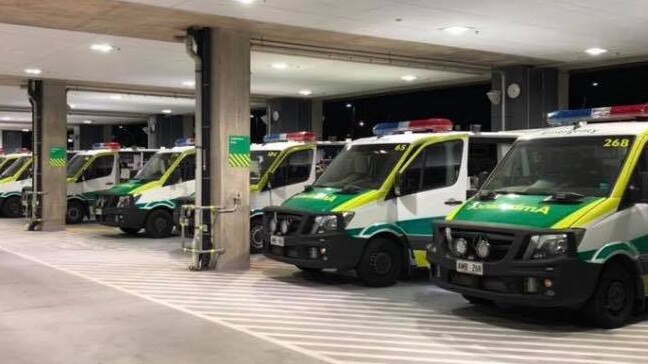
[269,148,314,205]
[394,138,468,249]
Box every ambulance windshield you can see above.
[250,150,280,185]
[483,136,634,198]
[315,144,409,190]
[135,152,181,181]
[67,154,91,178]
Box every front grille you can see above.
[264,212,304,236]
[445,229,515,262]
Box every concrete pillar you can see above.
[208,28,251,271]
[266,97,311,133]
[491,66,559,131]
[147,116,157,148]
[39,81,67,231]
[182,114,194,138]
[311,99,323,139]
[558,71,570,109]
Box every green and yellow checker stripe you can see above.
[50,158,66,167]
[228,153,250,168]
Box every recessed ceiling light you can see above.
[22,129,29,132]
[272,63,290,70]
[592,82,599,87]
[585,47,608,56]
[109,94,123,100]
[24,68,42,75]
[67,138,74,143]
[90,43,115,53]
[83,120,93,124]
[346,103,353,108]
[162,109,173,114]
[69,103,76,109]
[440,25,473,36]
[182,80,195,87]
[358,121,365,127]
[401,75,418,82]
[1,116,11,121]
[236,0,256,4]
[298,90,313,96]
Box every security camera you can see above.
[487,90,502,105]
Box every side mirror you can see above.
[304,184,314,192]
[477,171,490,189]
[394,172,403,197]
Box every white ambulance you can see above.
[263,119,522,286]
[0,152,33,217]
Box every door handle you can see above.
[445,198,463,206]
[106,182,114,186]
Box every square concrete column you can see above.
[39,81,68,231]
[311,98,324,139]
[209,28,251,271]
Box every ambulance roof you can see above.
[350,131,524,146]
[156,146,195,154]
[520,122,648,141]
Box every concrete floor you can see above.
[1,218,648,364]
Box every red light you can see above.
[609,103,648,117]
[408,118,454,132]
[0,148,4,155]
[286,131,316,142]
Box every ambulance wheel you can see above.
[583,263,635,329]
[120,227,140,236]
[145,210,173,238]
[2,196,23,218]
[357,237,403,287]
[66,200,85,224]
[462,294,492,306]
[250,217,265,254]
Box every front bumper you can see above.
[96,206,147,229]
[261,207,366,270]
[428,221,599,307]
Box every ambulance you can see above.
[95,139,196,238]
[262,119,521,287]
[0,152,33,217]
[428,103,648,328]
[170,133,345,251]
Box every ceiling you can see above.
[0,23,476,99]
[123,0,648,63]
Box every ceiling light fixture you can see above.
[24,68,42,75]
[22,129,30,132]
[585,47,608,56]
[401,75,418,82]
[162,109,173,114]
[271,63,290,70]
[69,103,76,109]
[298,90,313,96]
[83,120,93,124]
[109,94,123,100]
[236,0,256,4]
[346,103,353,108]
[90,43,115,53]
[182,80,195,87]
[1,116,11,121]
[440,25,473,36]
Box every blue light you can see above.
[174,138,195,147]
[547,108,593,125]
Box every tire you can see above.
[462,294,493,306]
[145,209,174,238]
[250,217,265,254]
[2,196,23,218]
[356,237,403,287]
[66,200,85,224]
[583,263,636,329]
[120,227,140,236]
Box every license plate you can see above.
[270,235,285,247]
[95,208,102,216]
[456,260,483,276]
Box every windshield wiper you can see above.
[339,184,363,194]
[544,192,586,203]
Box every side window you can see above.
[622,147,648,208]
[166,155,195,185]
[271,150,314,188]
[84,155,114,180]
[18,164,32,181]
[398,140,463,196]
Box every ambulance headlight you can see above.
[311,212,354,234]
[117,196,133,208]
[525,234,569,260]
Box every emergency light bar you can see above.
[0,148,4,155]
[547,103,648,126]
[92,142,121,150]
[14,148,31,153]
[175,138,195,147]
[263,131,316,143]
[373,118,454,136]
